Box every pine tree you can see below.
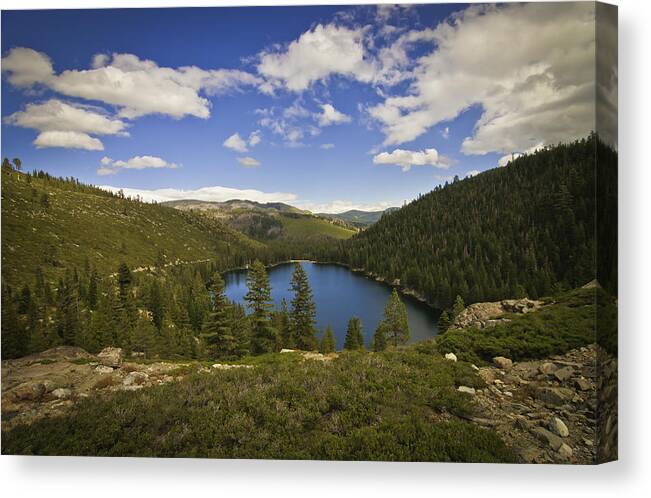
[147,279,165,330]
[202,273,236,359]
[87,270,98,310]
[244,260,276,354]
[320,325,336,353]
[229,303,251,358]
[372,323,387,352]
[289,263,317,350]
[437,310,451,332]
[277,298,293,349]
[344,316,364,350]
[451,294,465,321]
[378,289,410,347]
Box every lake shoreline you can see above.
[223,259,439,314]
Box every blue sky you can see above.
[1,3,601,212]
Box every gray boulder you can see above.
[97,347,123,367]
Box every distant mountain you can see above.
[163,199,356,241]
[162,199,307,216]
[317,208,399,228]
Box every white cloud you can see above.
[4,99,128,137]
[98,184,297,204]
[368,3,604,154]
[223,133,249,152]
[34,131,104,151]
[373,148,451,172]
[316,103,351,127]
[257,23,376,92]
[442,127,450,139]
[465,170,480,178]
[1,49,261,120]
[295,199,398,214]
[237,156,260,168]
[497,142,544,167]
[97,155,178,175]
[0,47,54,87]
[248,130,262,146]
[320,143,335,150]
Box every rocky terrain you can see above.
[446,343,618,464]
[450,297,544,330]
[1,346,192,430]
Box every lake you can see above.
[223,261,439,349]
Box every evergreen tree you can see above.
[451,295,465,321]
[437,310,451,333]
[229,303,251,358]
[344,316,364,350]
[244,260,276,354]
[87,270,98,310]
[378,289,410,347]
[320,325,336,353]
[277,298,293,349]
[202,273,236,359]
[147,279,165,330]
[372,323,387,352]
[289,263,317,350]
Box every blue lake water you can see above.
[223,262,439,349]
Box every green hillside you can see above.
[335,135,618,309]
[165,198,356,241]
[1,167,263,287]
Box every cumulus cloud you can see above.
[0,47,54,87]
[97,155,178,175]
[237,156,261,168]
[373,148,451,172]
[1,48,261,120]
[223,133,249,152]
[223,131,263,152]
[368,3,604,154]
[316,103,351,127]
[320,143,335,150]
[98,184,297,204]
[5,99,128,137]
[34,131,104,151]
[257,23,376,92]
[465,170,480,178]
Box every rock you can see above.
[457,386,476,395]
[52,388,73,399]
[493,356,513,370]
[471,364,479,371]
[95,365,114,374]
[558,443,573,460]
[444,352,457,362]
[212,363,253,370]
[534,387,574,406]
[575,378,592,391]
[518,446,543,463]
[539,362,557,375]
[532,427,564,450]
[553,366,574,382]
[549,417,569,437]
[97,347,123,367]
[280,349,295,353]
[123,371,148,386]
[11,381,46,401]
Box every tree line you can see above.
[1,259,411,360]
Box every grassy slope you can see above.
[280,214,356,240]
[1,168,263,286]
[435,287,616,364]
[1,348,514,462]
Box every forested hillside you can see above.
[1,167,263,288]
[336,134,617,309]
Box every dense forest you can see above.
[333,134,617,309]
